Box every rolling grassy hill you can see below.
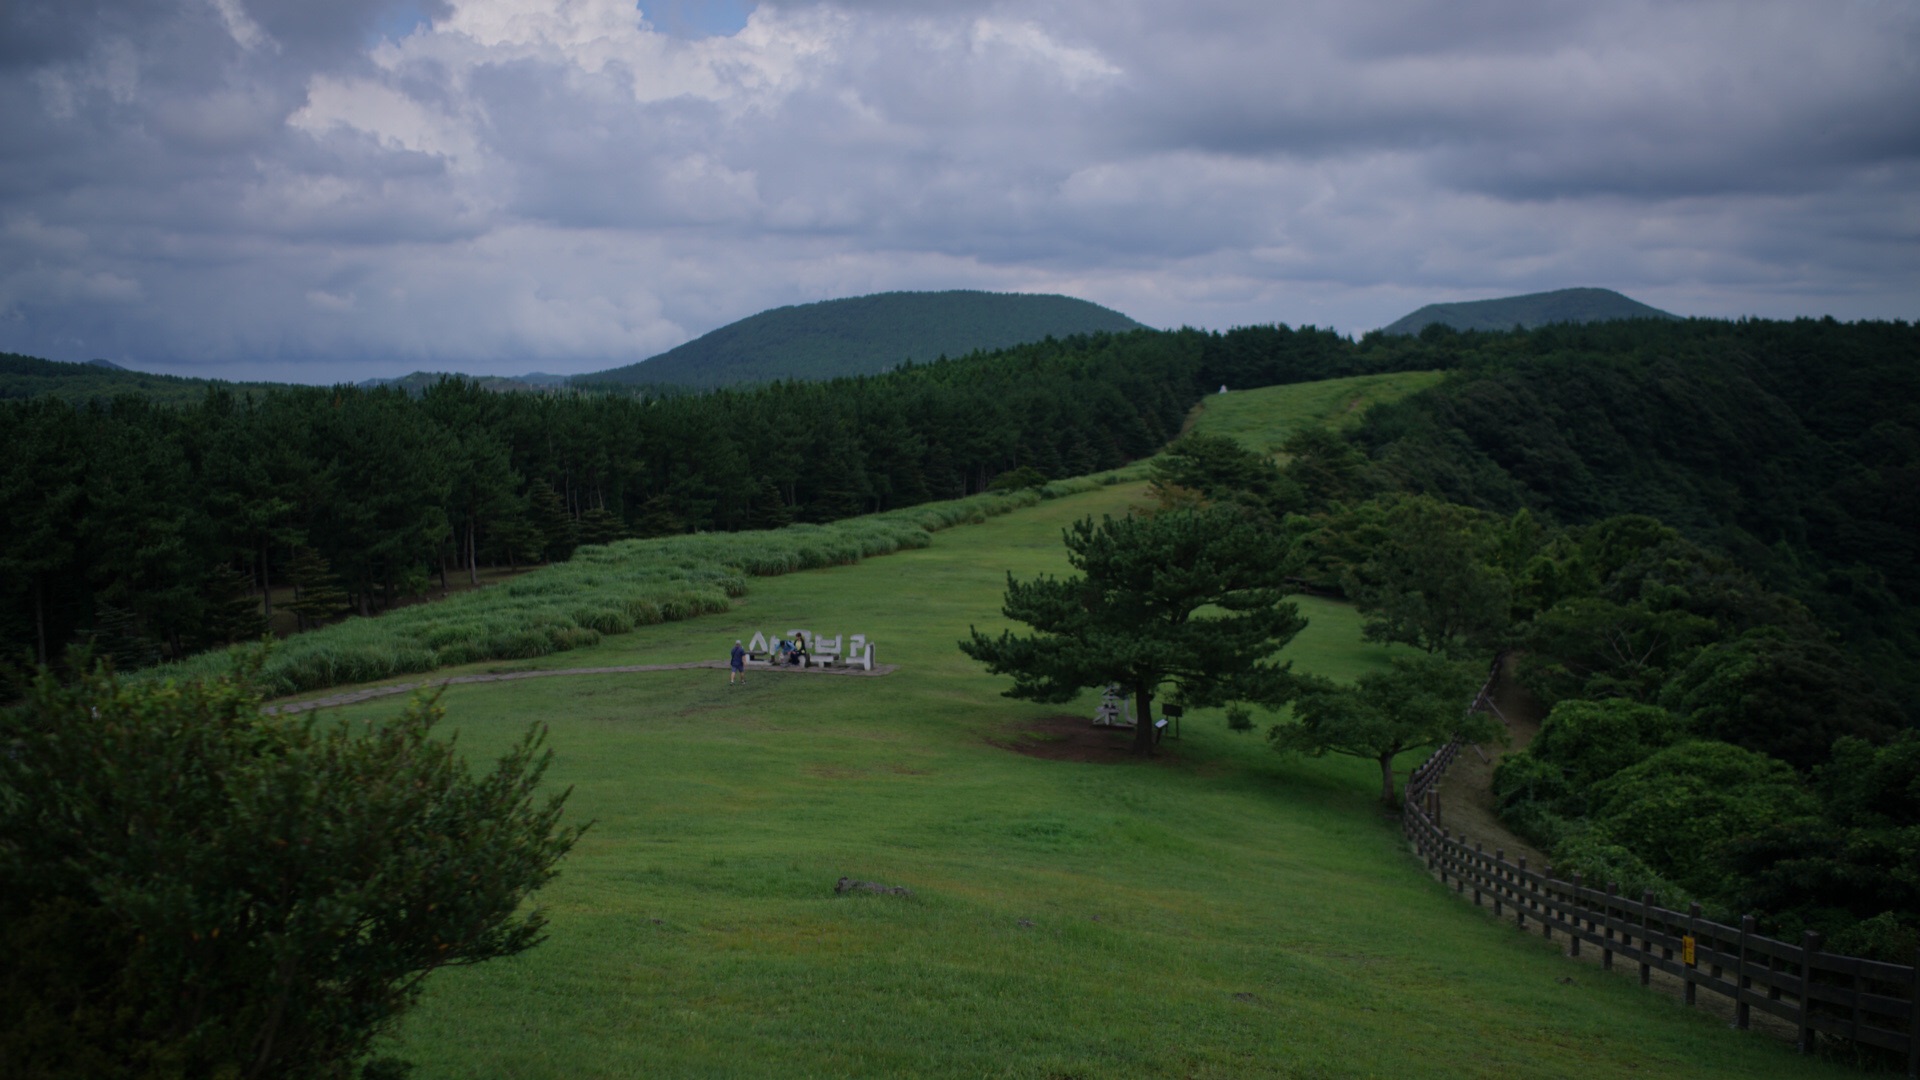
[580,290,1147,389]
[344,479,1845,1079]
[219,374,1855,1078]
[1379,287,1678,336]
[1184,370,1448,454]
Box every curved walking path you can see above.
[265,659,898,716]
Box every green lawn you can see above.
[337,478,1849,1078]
[1187,371,1446,455]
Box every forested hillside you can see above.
[581,290,1147,388]
[1378,287,1676,335]
[0,353,262,404]
[1350,317,1920,709]
[1223,315,1918,966]
[0,323,1397,670]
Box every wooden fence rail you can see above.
[1405,666,1920,1075]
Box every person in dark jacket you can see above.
[729,640,746,684]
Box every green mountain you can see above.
[1379,287,1678,336]
[0,352,237,404]
[581,290,1147,388]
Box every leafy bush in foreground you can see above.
[0,658,582,1079]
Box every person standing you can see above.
[729,639,746,684]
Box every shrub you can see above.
[0,658,581,1079]
[1587,740,1821,897]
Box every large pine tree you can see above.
[961,508,1305,755]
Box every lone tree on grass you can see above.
[0,653,585,1079]
[1269,655,1500,806]
[961,509,1305,756]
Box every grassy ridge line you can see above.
[147,470,1145,699]
[1186,370,1446,454]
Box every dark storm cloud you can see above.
[0,0,1915,378]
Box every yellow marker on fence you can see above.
[1682,935,1696,967]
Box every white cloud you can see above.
[0,0,1914,377]
[207,0,277,54]
[969,18,1120,89]
[290,75,482,168]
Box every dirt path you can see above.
[1433,654,1548,867]
[264,659,898,716]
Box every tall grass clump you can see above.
[143,487,1062,698]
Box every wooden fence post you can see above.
[1599,882,1617,971]
[1472,842,1483,907]
[1685,902,1700,1008]
[1660,895,1674,970]
[1736,915,1755,1031]
[1641,890,1656,987]
[1797,930,1823,1054]
[1541,865,1554,940]
[1493,850,1505,918]
[1516,857,1528,930]
[1569,873,1583,958]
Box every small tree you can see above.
[1270,655,1498,806]
[0,655,585,1079]
[987,465,1047,493]
[527,479,579,563]
[576,506,627,547]
[1341,496,1511,657]
[961,509,1305,756]
[284,546,349,632]
[197,563,269,649]
[1148,433,1297,522]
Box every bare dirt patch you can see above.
[989,714,1178,764]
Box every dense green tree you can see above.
[1271,656,1498,805]
[1584,740,1822,899]
[1340,496,1511,656]
[1516,598,1717,707]
[1718,730,1920,960]
[284,547,350,632]
[0,400,86,664]
[0,658,583,1079]
[526,478,578,563]
[1659,630,1905,771]
[961,509,1305,756]
[1278,426,1376,511]
[1492,698,1685,847]
[196,564,268,650]
[1149,433,1298,522]
[575,507,626,547]
[987,465,1047,492]
[1504,698,1683,797]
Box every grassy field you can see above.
[322,477,1853,1079]
[1184,371,1446,455]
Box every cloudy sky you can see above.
[2,0,1916,382]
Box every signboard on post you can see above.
[1682,935,1696,967]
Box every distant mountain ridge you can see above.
[1379,287,1678,335]
[580,290,1147,388]
[0,352,238,404]
[356,372,558,394]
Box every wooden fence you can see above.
[1405,677,1920,1075]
